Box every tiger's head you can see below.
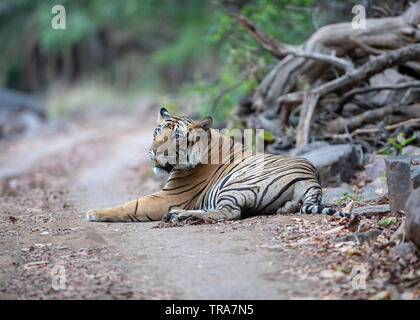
[148,107,212,175]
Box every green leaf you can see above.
[396,132,406,146]
[405,132,417,144]
[378,217,397,227]
[263,130,276,142]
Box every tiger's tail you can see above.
[300,187,372,220]
[300,203,372,220]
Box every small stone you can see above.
[342,103,362,117]
[322,184,353,204]
[364,156,386,182]
[401,292,414,300]
[352,205,390,216]
[402,145,420,156]
[360,177,388,202]
[334,229,381,243]
[369,290,391,300]
[390,242,415,258]
[385,157,412,213]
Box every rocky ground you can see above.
[0,102,419,300]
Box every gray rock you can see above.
[342,103,363,118]
[292,141,330,157]
[391,242,415,258]
[360,176,388,202]
[352,204,390,217]
[385,157,412,213]
[300,144,360,186]
[402,145,420,156]
[411,165,420,189]
[322,184,353,204]
[335,229,381,243]
[405,188,420,252]
[364,156,386,182]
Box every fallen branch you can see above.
[233,13,352,71]
[232,14,294,60]
[323,116,420,140]
[247,2,420,112]
[277,43,420,110]
[296,92,320,147]
[327,89,415,134]
[349,36,384,55]
[340,81,420,102]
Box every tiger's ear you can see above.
[159,107,171,122]
[199,116,213,131]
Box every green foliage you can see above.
[0,0,220,92]
[1,0,329,119]
[263,130,276,142]
[378,132,417,156]
[183,0,317,123]
[378,217,397,227]
[337,192,364,205]
[181,63,258,121]
[331,265,350,273]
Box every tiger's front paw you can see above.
[86,209,102,222]
[162,210,198,223]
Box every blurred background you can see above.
[0,0,362,142]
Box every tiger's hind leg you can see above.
[276,200,300,214]
[162,207,241,223]
[298,184,354,219]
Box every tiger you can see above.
[86,107,365,224]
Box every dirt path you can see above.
[0,102,416,299]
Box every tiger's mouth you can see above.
[154,161,173,173]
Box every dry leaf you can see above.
[323,225,345,235]
[9,216,17,224]
[369,291,391,300]
[346,248,362,256]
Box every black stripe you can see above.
[133,200,139,216]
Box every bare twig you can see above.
[296,92,320,147]
[289,49,352,71]
[386,117,420,130]
[342,81,420,101]
[232,14,294,60]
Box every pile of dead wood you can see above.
[234,1,420,154]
